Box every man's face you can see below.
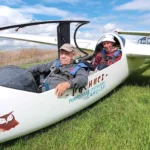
[102,41,114,53]
[60,49,75,65]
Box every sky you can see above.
[0,0,150,50]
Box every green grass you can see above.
[0,63,150,150]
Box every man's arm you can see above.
[55,68,88,97]
[28,60,55,75]
[55,82,71,97]
[68,68,88,89]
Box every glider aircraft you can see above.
[0,20,150,143]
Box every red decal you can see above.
[89,80,93,88]
[93,78,97,85]
[0,111,19,132]
[98,76,101,82]
[101,74,104,80]
[88,74,106,88]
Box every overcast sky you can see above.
[0,0,150,50]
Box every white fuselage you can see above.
[0,51,135,143]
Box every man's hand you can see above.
[55,82,71,97]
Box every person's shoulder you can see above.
[115,48,122,54]
[116,48,121,51]
[113,49,122,57]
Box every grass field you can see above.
[0,50,150,150]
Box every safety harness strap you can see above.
[101,49,121,63]
[42,59,88,91]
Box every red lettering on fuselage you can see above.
[72,74,106,96]
[89,80,93,88]
[101,74,104,81]
[93,78,97,85]
[72,87,87,96]
[88,74,105,88]
[98,76,101,82]
[72,88,78,96]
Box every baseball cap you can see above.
[60,43,75,52]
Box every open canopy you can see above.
[0,20,90,56]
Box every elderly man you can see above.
[29,43,88,97]
[93,34,122,70]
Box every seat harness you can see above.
[100,48,121,64]
[40,59,88,91]
[96,48,121,70]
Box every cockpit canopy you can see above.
[95,33,125,53]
